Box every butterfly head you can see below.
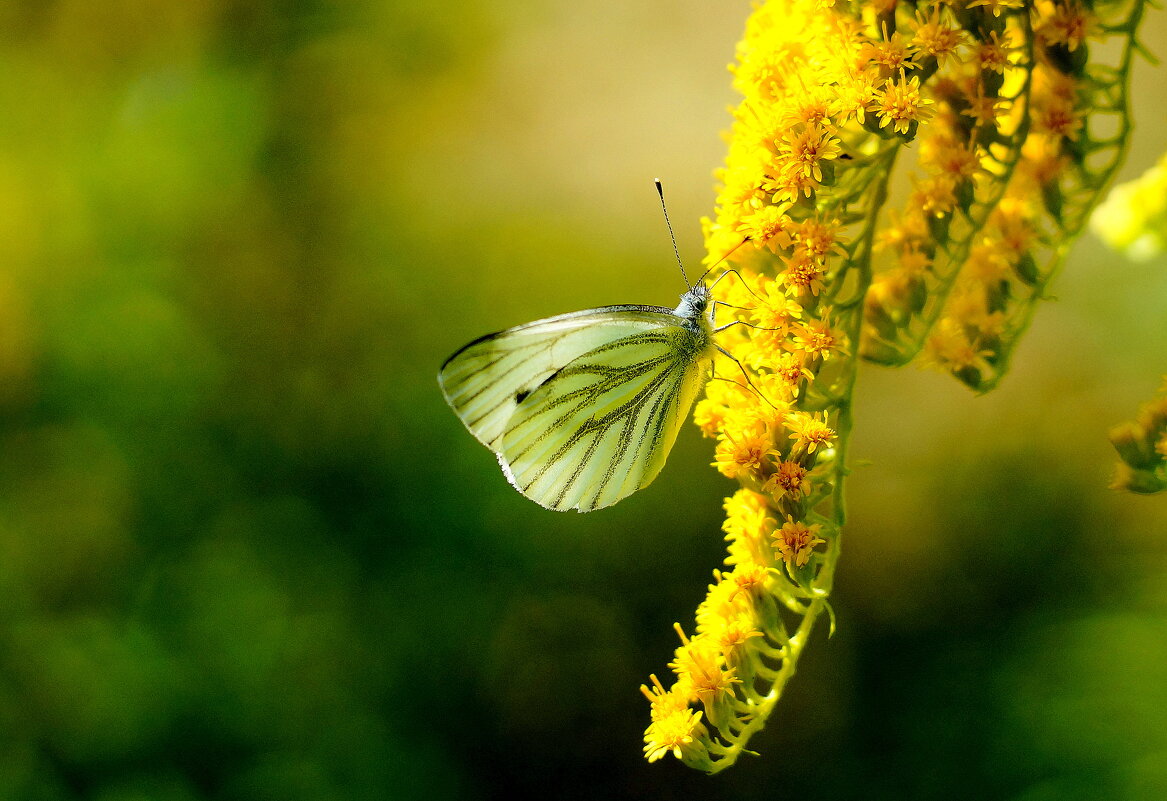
[675,282,713,328]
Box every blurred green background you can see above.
[0,1,1165,799]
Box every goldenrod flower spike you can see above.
[1109,379,1167,494]
[864,0,1148,392]
[643,0,1148,772]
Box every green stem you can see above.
[706,597,826,774]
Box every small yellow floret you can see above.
[643,705,709,764]
[872,72,934,134]
[773,515,826,567]
[713,427,776,479]
[765,458,811,499]
[785,411,836,454]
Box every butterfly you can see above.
[438,182,749,512]
[439,282,718,512]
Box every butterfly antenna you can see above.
[655,179,691,290]
[695,236,750,286]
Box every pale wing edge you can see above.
[437,306,684,451]
[437,303,678,375]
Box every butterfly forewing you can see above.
[439,303,714,512]
[499,324,709,511]
[440,306,680,448]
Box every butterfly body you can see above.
[439,282,716,512]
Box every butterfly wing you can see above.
[439,306,713,512]
[499,321,711,512]
[440,305,676,450]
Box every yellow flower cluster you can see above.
[646,0,892,772]
[643,0,1148,773]
[862,0,1146,390]
[923,0,1096,385]
[1109,378,1167,494]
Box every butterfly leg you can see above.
[714,343,776,409]
[711,301,781,333]
[715,319,784,334]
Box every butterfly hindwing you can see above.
[498,323,709,511]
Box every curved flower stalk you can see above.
[641,0,1147,773]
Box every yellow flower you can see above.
[738,205,793,253]
[719,563,771,604]
[990,199,1037,258]
[830,69,880,124]
[651,0,1148,772]
[872,72,934,134]
[780,250,828,297]
[1033,95,1082,141]
[713,426,776,479]
[1036,0,1095,51]
[785,411,836,454]
[922,138,981,180]
[859,30,916,72]
[697,594,765,664]
[965,241,1011,283]
[749,281,804,340]
[792,216,846,261]
[668,631,741,726]
[976,29,1013,73]
[722,488,779,569]
[643,705,709,764]
[773,515,826,567]
[910,8,966,66]
[767,352,815,396]
[875,208,928,252]
[1109,392,1167,494]
[790,315,843,361]
[778,123,843,182]
[898,247,933,276]
[764,458,812,499]
[641,674,688,722]
[786,90,835,130]
[693,397,728,438]
[1020,135,1069,185]
[767,164,821,203]
[1091,153,1167,260]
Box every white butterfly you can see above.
[439,280,718,512]
[439,181,755,512]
